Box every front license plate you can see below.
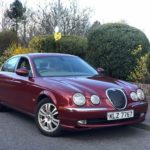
[107,110,134,121]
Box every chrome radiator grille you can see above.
[106,88,127,109]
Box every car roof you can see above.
[15,53,77,58]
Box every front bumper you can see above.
[58,101,148,130]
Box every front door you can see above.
[11,57,42,113]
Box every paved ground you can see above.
[0,106,150,150]
[144,101,150,124]
[133,101,150,132]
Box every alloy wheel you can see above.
[38,103,60,133]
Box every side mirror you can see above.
[97,67,105,75]
[16,68,29,77]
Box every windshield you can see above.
[33,56,98,77]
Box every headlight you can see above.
[73,93,86,106]
[91,95,100,105]
[137,89,145,100]
[130,92,138,101]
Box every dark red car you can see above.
[0,53,148,136]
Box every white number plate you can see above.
[107,110,134,121]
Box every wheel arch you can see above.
[37,90,58,106]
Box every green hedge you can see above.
[29,35,87,58]
[87,23,150,81]
[29,35,55,52]
[146,52,150,83]
[0,31,17,55]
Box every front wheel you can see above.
[0,103,6,112]
[35,98,62,137]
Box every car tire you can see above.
[0,104,2,112]
[35,98,63,137]
[0,103,6,112]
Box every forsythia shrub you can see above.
[10,45,37,55]
[0,44,37,66]
[128,54,149,82]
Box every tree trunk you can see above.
[23,19,27,47]
[16,19,18,47]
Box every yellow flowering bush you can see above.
[0,44,38,66]
[131,45,143,56]
[11,45,37,56]
[128,53,149,82]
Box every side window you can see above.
[17,57,31,71]
[1,57,19,72]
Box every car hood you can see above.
[42,76,138,97]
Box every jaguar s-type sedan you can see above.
[0,53,148,136]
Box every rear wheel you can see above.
[35,98,62,137]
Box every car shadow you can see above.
[4,109,141,140]
[62,126,139,139]
[5,108,34,122]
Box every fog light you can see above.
[77,120,87,125]
[140,113,145,117]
